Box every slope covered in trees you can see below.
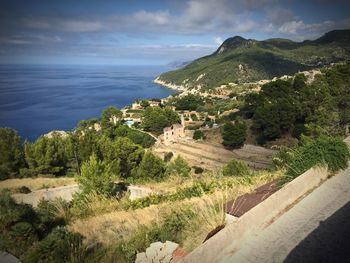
[243,62,350,143]
[158,29,350,90]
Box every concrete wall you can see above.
[180,165,329,263]
[12,184,154,207]
[12,184,80,207]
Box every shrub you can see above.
[190,114,198,121]
[18,186,31,194]
[166,156,191,177]
[223,159,251,176]
[25,227,85,263]
[193,166,204,174]
[76,154,119,197]
[193,130,205,140]
[35,200,66,238]
[221,121,247,149]
[285,136,350,181]
[164,152,174,162]
[292,123,308,139]
[134,152,166,180]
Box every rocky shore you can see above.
[153,76,186,92]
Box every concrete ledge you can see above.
[180,165,328,263]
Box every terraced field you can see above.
[153,139,276,171]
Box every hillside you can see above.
[157,29,350,90]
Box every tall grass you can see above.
[280,136,350,183]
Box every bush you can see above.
[285,136,350,181]
[166,156,191,177]
[221,121,247,149]
[134,152,166,180]
[18,186,31,194]
[292,123,308,139]
[223,159,251,176]
[25,227,85,263]
[76,154,119,197]
[193,166,204,174]
[35,200,66,238]
[164,152,174,162]
[193,130,205,140]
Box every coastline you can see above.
[153,76,186,92]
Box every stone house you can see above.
[163,115,185,145]
[149,100,161,107]
[132,101,143,110]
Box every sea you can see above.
[0,64,175,141]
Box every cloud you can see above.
[59,20,104,32]
[266,7,296,25]
[214,37,223,45]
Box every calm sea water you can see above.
[0,65,174,141]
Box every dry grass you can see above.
[69,170,283,250]
[0,177,76,191]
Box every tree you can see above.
[221,121,247,149]
[112,137,144,178]
[193,130,205,140]
[76,154,118,196]
[134,152,165,180]
[142,107,180,133]
[166,155,191,177]
[0,128,24,179]
[140,100,150,108]
[223,159,250,176]
[174,94,204,110]
[253,105,281,140]
[101,106,122,129]
[22,134,70,177]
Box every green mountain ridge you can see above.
[158,29,350,90]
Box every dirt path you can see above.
[219,163,350,263]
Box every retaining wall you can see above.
[180,165,329,263]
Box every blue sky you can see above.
[0,0,349,65]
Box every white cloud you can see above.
[59,20,104,32]
[278,20,305,34]
[214,37,223,45]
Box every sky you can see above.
[0,0,350,65]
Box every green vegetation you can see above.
[246,62,350,143]
[142,106,180,133]
[0,128,24,180]
[193,166,204,174]
[221,121,247,149]
[193,130,205,140]
[281,136,350,182]
[0,190,83,262]
[223,159,251,177]
[174,94,204,110]
[76,154,119,196]
[133,152,166,180]
[166,155,191,177]
[25,227,85,263]
[159,30,350,90]
[101,106,122,129]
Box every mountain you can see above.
[157,29,350,90]
[167,60,192,69]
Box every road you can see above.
[221,163,350,263]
